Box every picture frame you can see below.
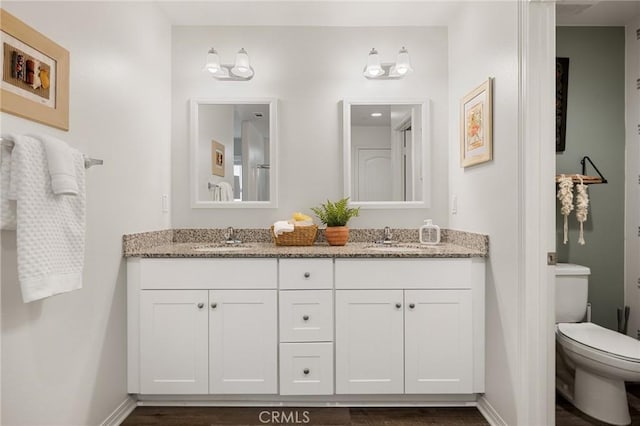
[211,140,225,177]
[460,78,493,168]
[0,9,69,131]
[556,57,569,152]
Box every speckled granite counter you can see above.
[123,228,488,259]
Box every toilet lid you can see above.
[558,322,640,362]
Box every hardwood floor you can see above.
[122,407,489,426]
[556,383,640,426]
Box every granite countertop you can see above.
[123,228,488,259]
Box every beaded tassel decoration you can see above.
[557,174,574,244]
[575,175,589,245]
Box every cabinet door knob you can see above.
[409,303,415,309]
[211,303,217,309]
[303,315,310,321]
[197,303,204,309]
[304,272,311,278]
[395,303,402,309]
[303,368,310,375]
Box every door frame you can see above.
[516,1,556,425]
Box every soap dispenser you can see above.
[419,219,441,245]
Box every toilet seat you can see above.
[557,322,640,363]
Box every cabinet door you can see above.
[140,290,209,394]
[404,289,473,394]
[335,290,404,394]
[209,290,277,394]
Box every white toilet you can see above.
[555,263,640,425]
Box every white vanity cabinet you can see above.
[128,258,278,395]
[334,258,484,395]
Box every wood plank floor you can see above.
[122,407,489,426]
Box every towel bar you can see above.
[0,137,103,169]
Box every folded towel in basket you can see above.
[273,220,294,236]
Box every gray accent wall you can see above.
[556,27,625,331]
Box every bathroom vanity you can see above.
[125,230,487,405]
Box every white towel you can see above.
[36,133,79,195]
[218,181,233,201]
[273,220,294,236]
[0,140,17,230]
[8,135,85,303]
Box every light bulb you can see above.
[231,48,252,77]
[364,48,384,78]
[395,46,412,75]
[205,48,221,74]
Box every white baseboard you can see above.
[477,396,507,426]
[101,396,138,426]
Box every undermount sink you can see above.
[365,243,430,253]
[193,243,254,252]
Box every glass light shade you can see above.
[205,48,221,74]
[364,48,384,77]
[395,47,412,75]
[232,48,251,74]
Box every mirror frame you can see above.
[190,98,278,208]
[343,98,430,209]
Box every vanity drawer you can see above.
[279,342,334,395]
[335,258,476,290]
[279,259,333,290]
[138,258,278,289]
[279,290,333,342]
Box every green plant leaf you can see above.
[310,197,360,227]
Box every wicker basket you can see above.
[271,224,318,246]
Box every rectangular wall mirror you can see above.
[190,98,277,208]
[343,99,430,208]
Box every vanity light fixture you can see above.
[205,47,254,81]
[363,46,413,80]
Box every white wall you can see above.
[625,16,640,339]
[172,26,449,228]
[197,104,234,201]
[448,3,520,425]
[0,2,171,425]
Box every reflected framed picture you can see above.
[211,140,225,177]
[0,9,69,130]
[460,78,493,168]
[556,57,569,152]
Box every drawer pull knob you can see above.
[304,272,311,278]
[409,303,415,309]
[303,368,310,375]
[303,315,310,321]
[197,303,204,309]
[395,303,402,309]
[211,303,217,309]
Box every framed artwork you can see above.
[0,9,69,131]
[211,140,225,177]
[460,78,493,167]
[556,57,569,152]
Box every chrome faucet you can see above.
[224,226,235,243]
[383,226,393,242]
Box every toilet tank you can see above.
[555,263,590,323]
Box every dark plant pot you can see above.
[325,226,349,246]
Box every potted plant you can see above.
[310,197,360,246]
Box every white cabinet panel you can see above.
[279,259,333,290]
[139,258,277,289]
[209,290,278,394]
[335,259,473,289]
[404,290,473,394]
[335,290,404,394]
[280,343,334,395]
[140,290,209,394]
[279,290,333,342]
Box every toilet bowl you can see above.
[555,263,640,425]
[556,322,640,425]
